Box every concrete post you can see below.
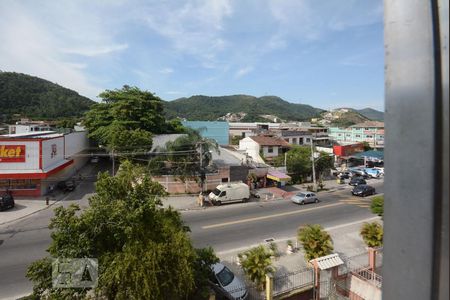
[313,260,321,300]
[368,247,376,272]
[266,273,273,300]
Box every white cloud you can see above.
[61,44,128,57]
[235,66,254,78]
[160,68,174,74]
[136,0,233,68]
[0,1,131,99]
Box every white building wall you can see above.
[238,137,265,163]
[0,140,40,170]
[262,146,279,157]
[41,137,65,171]
[64,131,89,158]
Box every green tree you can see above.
[26,161,217,300]
[240,245,275,290]
[83,85,184,153]
[280,146,312,183]
[360,222,383,248]
[371,195,384,217]
[147,129,218,178]
[297,224,334,261]
[314,152,334,180]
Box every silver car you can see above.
[212,263,248,300]
[291,192,319,205]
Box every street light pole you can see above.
[310,139,317,192]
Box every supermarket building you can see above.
[0,131,89,196]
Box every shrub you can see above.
[297,224,333,261]
[240,245,275,290]
[371,196,384,217]
[360,222,383,248]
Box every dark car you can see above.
[349,177,367,186]
[338,171,352,179]
[352,184,376,197]
[0,192,15,211]
[57,180,75,193]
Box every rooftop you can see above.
[0,131,60,139]
[250,135,291,147]
[351,121,385,128]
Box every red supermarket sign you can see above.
[0,145,26,162]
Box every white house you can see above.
[239,135,291,164]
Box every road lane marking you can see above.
[202,202,343,229]
[215,216,382,256]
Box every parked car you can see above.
[350,168,370,179]
[349,177,367,186]
[338,171,352,179]
[209,183,250,206]
[90,156,99,163]
[364,168,381,178]
[211,263,248,300]
[291,192,319,205]
[0,192,14,211]
[57,180,75,193]
[352,184,376,197]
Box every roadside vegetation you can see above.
[297,224,334,261]
[26,161,218,300]
[371,195,384,217]
[239,245,275,290]
[360,222,384,248]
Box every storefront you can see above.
[0,131,89,196]
[266,170,291,188]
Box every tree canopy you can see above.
[26,161,218,300]
[360,222,383,248]
[83,85,184,152]
[0,72,94,121]
[297,224,334,261]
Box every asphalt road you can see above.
[183,180,384,254]
[0,175,383,300]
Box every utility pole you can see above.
[310,139,317,192]
[199,142,204,192]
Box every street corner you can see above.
[0,198,57,226]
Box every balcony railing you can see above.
[351,267,383,288]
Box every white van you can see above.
[209,182,250,206]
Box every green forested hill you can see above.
[0,72,95,120]
[355,108,384,121]
[163,95,323,121]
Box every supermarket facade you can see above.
[0,131,89,196]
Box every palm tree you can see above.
[297,224,334,261]
[360,222,383,248]
[240,245,275,290]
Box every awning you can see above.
[267,170,291,182]
[352,150,384,162]
[311,253,344,270]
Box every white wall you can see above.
[42,137,64,170]
[239,137,263,163]
[262,145,279,157]
[0,140,40,170]
[64,131,89,158]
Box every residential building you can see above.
[277,130,312,145]
[239,135,291,164]
[328,121,384,149]
[181,121,229,145]
[229,122,281,138]
[8,119,52,135]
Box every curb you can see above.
[0,197,64,227]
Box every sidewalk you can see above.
[163,195,213,211]
[218,216,382,278]
[0,198,58,226]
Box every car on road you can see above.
[291,192,319,205]
[0,192,14,211]
[349,177,367,186]
[57,180,76,193]
[351,184,376,197]
[211,263,248,300]
[338,171,352,179]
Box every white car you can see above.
[291,192,319,205]
[211,263,248,300]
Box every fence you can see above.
[272,267,314,296]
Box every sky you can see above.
[0,0,384,111]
